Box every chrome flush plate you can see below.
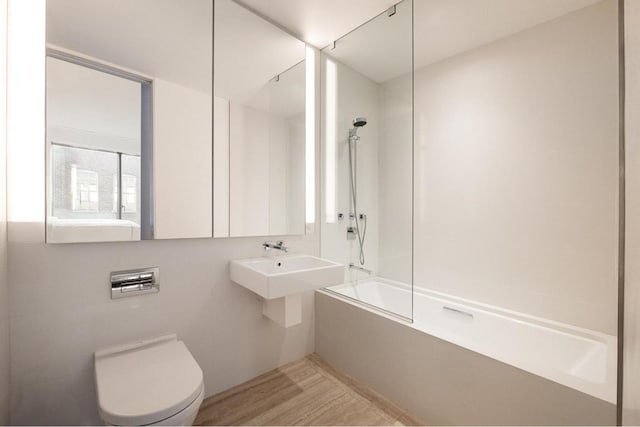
[110,267,160,299]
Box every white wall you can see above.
[288,116,306,234]
[229,103,273,236]
[153,79,212,239]
[268,113,292,235]
[0,0,10,422]
[321,59,380,280]
[624,0,640,423]
[413,0,619,335]
[227,102,306,237]
[377,75,413,284]
[213,96,230,238]
[8,234,317,425]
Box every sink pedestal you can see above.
[262,294,302,327]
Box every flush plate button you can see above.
[111,267,159,299]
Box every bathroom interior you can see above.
[1,0,640,425]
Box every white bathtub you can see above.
[325,278,617,404]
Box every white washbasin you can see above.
[230,254,344,299]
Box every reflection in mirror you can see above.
[46,57,146,242]
[213,0,307,238]
[229,62,306,237]
[46,0,213,243]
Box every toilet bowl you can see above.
[94,334,204,426]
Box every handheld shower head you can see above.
[349,117,368,139]
[353,117,367,128]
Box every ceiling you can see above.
[235,0,397,49]
[46,0,212,94]
[238,0,605,84]
[413,0,603,72]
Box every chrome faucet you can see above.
[349,263,372,275]
[262,240,288,253]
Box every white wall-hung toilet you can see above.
[94,335,204,426]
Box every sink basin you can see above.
[230,255,344,299]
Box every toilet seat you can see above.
[95,335,204,426]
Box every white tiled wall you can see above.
[340,1,619,334]
[377,75,413,284]
[320,59,380,279]
[412,0,619,334]
[8,232,318,425]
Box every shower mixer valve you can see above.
[346,226,357,240]
[349,213,366,220]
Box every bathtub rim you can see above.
[322,281,414,323]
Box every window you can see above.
[71,165,98,212]
[122,174,137,213]
[113,174,138,214]
[71,165,99,211]
[51,143,140,224]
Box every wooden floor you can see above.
[194,354,423,426]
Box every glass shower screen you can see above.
[320,0,414,321]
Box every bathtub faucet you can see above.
[349,263,372,275]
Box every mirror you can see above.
[213,0,308,238]
[45,0,213,243]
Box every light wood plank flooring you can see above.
[195,354,423,426]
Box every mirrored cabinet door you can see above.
[45,0,213,243]
[213,0,308,238]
